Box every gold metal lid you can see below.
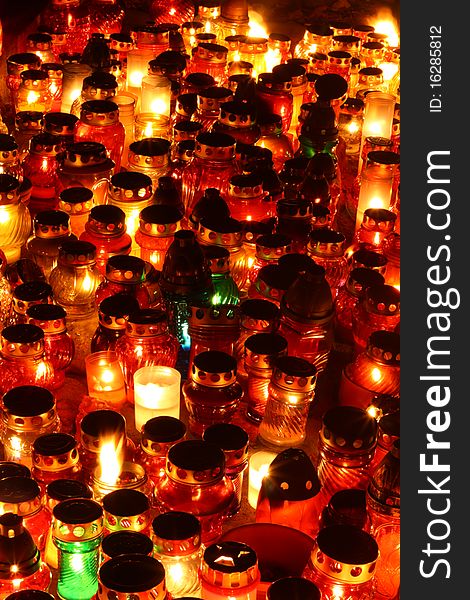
[79,409,127,454]
[140,416,186,457]
[52,498,103,542]
[218,99,257,129]
[255,233,292,261]
[202,422,249,470]
[331,34,361,54]
[33,209,71,238]
[152,511,201,557]
[6,53,41,76]
[15,110,44,132]
[202,541,259,588]
[188,304,240,341]
[191,350,237,387]
[271,355,317,392]
[125,309,170,338]
[86,204,127,237]
[364,284,400,315]
[362,208,396,233]
[105,255,146,284]
[308,229,345,258]
[102,489,151,533]
[98,293,140,330]
[29,132,63,156]
[0,174,21,206]
[196,42,228,64]
[26,303,68,334]
[59,187,94,216]
[239,36,268,54]
[198,216,243,247]
[0,324,45,359]
[0,477,42,517]
[1,385,56,432]
[97,555,166,599]
[358,66,383,86]
[166,439,226,485]
[244,332,288,372]
[361,41,385,62]
[32,433,79,473]
[239,298,280,331]
[311,524,379,584]
[366,330,400,365]
[41,62,64,80]
[197,86,233,112]
[109,171,153,202]
[320,406,377,453]
[26,32,53,51]
[128,138,170,170]
[20,69,49,90]
[133,25,170,48]
[110,33,135,53]
[202,245,231,273]
[57,240,97,266]
[268,32,291,52]
[80,100,120,127]
[64,141,110,168]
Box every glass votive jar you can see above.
[80,205,132,275]
[92,459,152,505]
[0,461,31,480]
[97,554,167,599]
[100,530,154,563]
[0,476,50,551]
[247,450,278,509]
[203,422,249,516]
[133,365,182,431]
[258,355,317,449]
[75,100,125,172]
[316,405,378,503]
[6,281,54,327]
[15,70,52,115]
[0,385,60,468]
[95,255,151,309]
[152,511,203,598]
[6,53,42,109]
[244,332,288,423]
[26,209,78,281]
[106,171,154,246]
[102,488,152,536]
[183,350,243,437]
[31,433,82,490]
[14,111,45,161]
[58,187,95,238]
[92,293,140,353]
[303,524,379,598]
[41,63,64,111]
[57,141,115,207]
[141,73,172,118]
[135,204,183,271]
[52,498,104,600]
[0,174,32,265]
[267,577,320,600]
[319,488,371,532]
[0,135,23,180]
[134,113,171,142]
[134,416,187,485]
[60,63,93,113]
[127,138,171,189]
[154,439,235,545]
[201,541,260,600]
[85,350,127,409]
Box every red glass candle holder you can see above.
[92,293,140,353]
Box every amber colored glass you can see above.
[316,406,378,503]
[255,113,294,173]
[57,187,95,239]
[307,229,348,298]
[88,0,124,36]
[22,133,63,216]
[5,281,54,328]
[247,234,292,286]
[334,268,385,344]
[182,131,239,217]
[115,308,179,392]
[74,100,125,172]
[26,304,74,390]
[183,350,243,437]
[154,439,235,545]
[225,173,270,223]
[0,174,32,265]
[352,284,400,353]
[135,204,183,271]
[190,42,228,85]
[95,255,152,309]
[40,0,91,54]
[0,324,55,395]
[91,293,140,353]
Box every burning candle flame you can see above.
[98,437,124,487]
[248,13,268,38]
[370,10,400,47]
[27,90,39,105]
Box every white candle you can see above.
[248,450,278,509]
[134,366,181,431]
[359,91,396,172]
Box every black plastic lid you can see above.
[174,120,204,134]
[111,171,152,190]
[0,462,31,480]
[185,72,216,88]
[127,308,168,326]
[142,416,187,443]
[59,187,94,204]
[46,479,93,502]
[317,525,378,564]
[322,489,368,529]
[203,423,249,451]
[368,330,401,357]
[196,131,236,148]
[353,248,388,269]
[84,71,118,89]
[4,592,55,600]
[379,410,400,438]
[99,293,140,319]
[267,577,321,600]
[53,498,103,524]
[89,204,126,225]
[13,281,53,302]
[2,385,54,416]
[0,476,41,503]
[257,264,297,291]
[129,138,171,157]
[168,440,225,472]
[44,111,79,130]
[193,350,237,374]
[244,332,287,356]
[140,204,182,224]
[204,541,257,573]
[80,409,126,437]
[309,228,345,245]
[240,298,279,321]
[101,531,154,559]
[81,99,119,114]
[102,489,150,517]
[0,513,39,578]
[0,134,18,152]
[278,253,322,276]
[106,254,146,275]
[322,406,377,446]
[33,432,76,456]
[152,511,200,540]
[273,355,317,378]
[58,240,96,258]
[99,555,165,593]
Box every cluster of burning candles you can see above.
[0,0,400,598]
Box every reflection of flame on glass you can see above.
[265,48,281,73]
[372,367,382,383]
[129,70,144,88]
[370,9,400,47]
[150,97,168,115]
[347,120,360,134]
[81,272,93,293]
[0,207,10,225]
[233,50,241,63]
[205,20,211,33]
[144,121,154,138]
[169,7,176,16]
[370,197,386,209]
[309,44,317,54]
[27,91,40,105]
[98,437,124,487]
